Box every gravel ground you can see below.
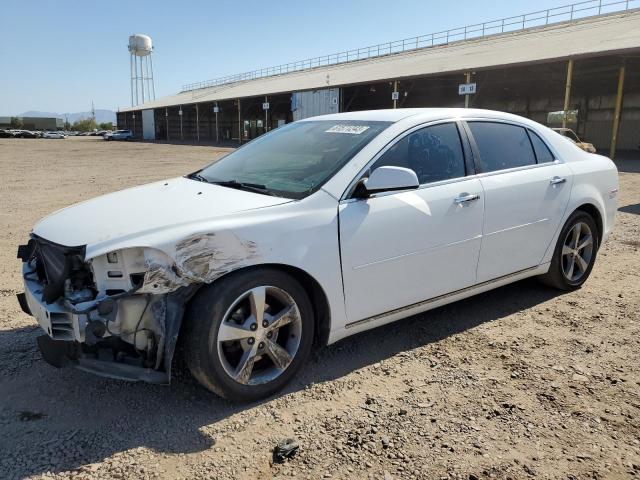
[0,137,638,480]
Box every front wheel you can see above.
[538,210,599,290]
[184,269,314,401]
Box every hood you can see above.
[33,177,292,248]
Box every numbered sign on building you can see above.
[263,102,270,110]
[458,83,477,95]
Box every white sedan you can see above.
[103,129,133,141]
[41,131,65,139]
[17,108,618,401]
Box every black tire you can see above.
[184,268,314,401]
[538,210,599,290]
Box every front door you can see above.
[339,122,484,323]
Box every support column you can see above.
[464,72,471,108]
[393,80,398,109]
[179,106,183,140]
[610,64,626,160]
[237,99,242,145]
[265,95,269,132]
[215,103,219,143]
[196,104,200,142]
[165,107,169,141]
[562,59,574,128]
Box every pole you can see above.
[464,72,471,108]
[215,104,219,143]
[149,54,156,100]
[562,59,574,129]
[165,107,169,141]
[265,95,268,132]
[196,104,200,142]
[237,99,242,145]
[179,106,183,140]
[134,56,139,105]
[610,64,626,160]
[393,80,398,109]
[130,55,134,107]
[140,55,145,104]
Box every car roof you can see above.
[301,108,541,125]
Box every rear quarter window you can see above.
[528,130,555,163]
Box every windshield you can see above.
[194,120,391,199]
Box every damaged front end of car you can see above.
[17,235,200,383]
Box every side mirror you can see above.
[354,166,419,198]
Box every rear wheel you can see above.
[539,210,599,290]
[184,268,314,401]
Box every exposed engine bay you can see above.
[17,235,197,382]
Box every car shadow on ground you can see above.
[614,156,640,174]
[0,278,562,478]
[619,203,640,216]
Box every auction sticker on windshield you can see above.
[325,125,370,135]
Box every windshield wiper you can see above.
[186,172,209,183]
[211,180,277,196]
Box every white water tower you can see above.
[128,34,155,106]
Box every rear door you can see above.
[465,121,572,282]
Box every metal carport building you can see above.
[117,0,640,158]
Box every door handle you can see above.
[550,176,567,185]
[454,193,480,205]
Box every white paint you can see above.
[476,162,572,282]
[365,166,418,192]
[340,178,484,321]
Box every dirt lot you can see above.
[0,137,638,480]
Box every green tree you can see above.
[99,122,113,130]
[64,121,71,130]
[9,117,23,129]
[71,118,98,132]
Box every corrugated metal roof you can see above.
[120,10,640,112]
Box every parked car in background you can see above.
[0,129,14,138]
[103,129,133,141]
[552,128,596,153]
[41,131,66,139]
[18,130,40,139]
[17,108,618,401]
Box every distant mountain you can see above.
[21,110,116,125]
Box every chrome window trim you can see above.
[339,118,470,202]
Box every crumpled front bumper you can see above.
[19,261,170,384]
[21,261,86,342]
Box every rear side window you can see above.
[468,122,536,173]
[373,122,466,184]
[528,130,555,163]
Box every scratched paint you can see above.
[138,231,259,294]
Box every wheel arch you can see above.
[183,263,332,349]
[574,203,603,246]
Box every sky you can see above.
[0,0,569,115]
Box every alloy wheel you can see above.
[216,286,302,386]
[561,221,594,282]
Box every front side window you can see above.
[372,122,466,184]
[468,122,536,173]
[196,120,391,199]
